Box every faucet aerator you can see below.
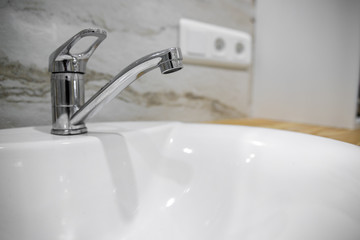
[160,60,183,74]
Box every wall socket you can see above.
[179,18,252,69]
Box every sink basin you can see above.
[1,122,359,240]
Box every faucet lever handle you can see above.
[49,28,107,73]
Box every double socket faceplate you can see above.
[179,18,252,69]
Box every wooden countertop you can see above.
[209,118,360,146]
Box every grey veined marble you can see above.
[0,0,254,129]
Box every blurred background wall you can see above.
[0,0,254,128]
[253,0,360,129]
[2,0,359,130]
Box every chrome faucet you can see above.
[49,29,183,135]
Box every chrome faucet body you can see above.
[49,29,183,135]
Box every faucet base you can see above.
[51,125,88,135]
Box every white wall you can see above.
[253,0,360,129]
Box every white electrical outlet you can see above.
[179,18,252,69]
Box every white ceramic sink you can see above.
[0,122,359,240]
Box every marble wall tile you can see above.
[0,0,254,129]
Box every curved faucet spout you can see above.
[70,47,183,127]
